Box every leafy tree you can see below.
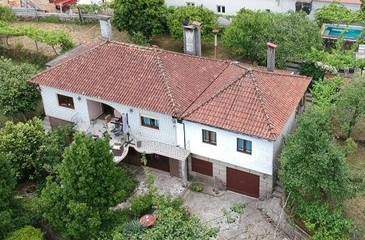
[280,108,350,204]
[223,10,321,69]
[5,226,44,240]
[39,134,136,239]
[0,155,16,239]
[0,58,40,120]
[167,6,218,40]
[0,118,46,182]
[113,0,168,39]
[333,76,365,139]
[315,3,361,26]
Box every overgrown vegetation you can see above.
[0,21,74,53]
[315,3,362,26]
[0,58,40,120]
[223,10,321,69]
[5,226,44,240]
[0,6,16,22]
[167,6,218,40]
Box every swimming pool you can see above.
[321,24,364,41]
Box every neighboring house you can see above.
[31,41,310,199]
[165,0,361,16]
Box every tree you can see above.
[0,6,16,22]
[0,58,40,120]
[0,118,46,182]
[280,108,350,204]
[223,10,321,69]
[113,0,167,39]
[39,134,136,239]
[0,154,16,239]
[333,76,365,139]
[167,6,218,40]
[315,3,361,26]
[311,77,344,108]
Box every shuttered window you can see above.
[202,129,216,145]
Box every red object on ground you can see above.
[54,0,76,10]
[140,214,157,228]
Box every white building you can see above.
[165,0,361,16]
[31,41,310,199]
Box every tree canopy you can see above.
[0,58,40,119]
[113,0,168,39]
[39,134,136,239]
[167,6,218,40]
[223,10,321,69]
[315,3,361,26]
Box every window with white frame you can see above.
[237,138,252,154]
[217,5,225,13]
[141,116,159,129]
[202,129,216,145]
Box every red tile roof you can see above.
[31,41,311,140]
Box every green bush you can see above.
[130,194,153,217]
[5,226,44,240]
[315,3,361,26]
[223,10,321,69]
[190,182,204,192]
[167,6,218,40]
[298,202,352,240]
[0,7,16,22]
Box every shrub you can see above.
[167,6,218,40]
[122,219,145,239]
[311,77,344,108]
[113,0,168,39]
[298,202,352,240]
[189,182,204,192]
[315,3,361,26]
[223,10,321,69]
[130,194,153,217]
[5,226,44,240]
[0,7,16,22]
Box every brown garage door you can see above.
[146,154,170,172]
[191,157,213,176]
[226,167,259,198]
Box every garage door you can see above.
[146,154,170,172]
[191,157,213,176]
[226,167,260,198]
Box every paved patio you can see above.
[183,190,289,240]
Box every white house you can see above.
[165,0,361,16]
[31,41,310,199]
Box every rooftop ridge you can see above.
[155,54,178,116]
[248,71,277,139]
[252,68,311,79]
[183,69,251,118]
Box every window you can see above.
[295,2,312,15]
[186,2,195,6]
[217,5,225,13]
[141,116,159,129]
[237,138,252,154]
[57,94,74,109]
[202,129,216,145]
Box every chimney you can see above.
[99,16,112,41]
[267,42,277,72]
[183,21,202,56]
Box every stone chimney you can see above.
[99,16,112,41]
[183,21,202,56]
[267,42,277,72]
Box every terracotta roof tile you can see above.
[31,41,311,140]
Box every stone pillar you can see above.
[181,156,189,187]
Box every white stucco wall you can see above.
[166,0,297,15]
[179,121,275,175]
[273,111,296,159]
[40,86,177,146]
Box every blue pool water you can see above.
[323,26,363,41]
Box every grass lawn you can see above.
[345,142,365,238]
